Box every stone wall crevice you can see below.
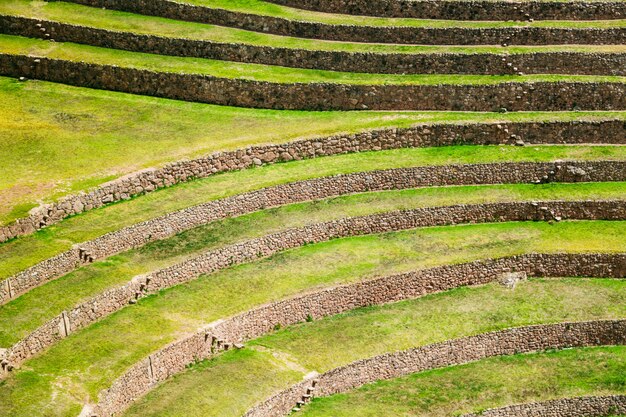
[3,160,624,305]
[47,0,626,45]
[3,201,625,376]
[243,320,626,417]
[263,0,626,21]
[0,100,623,244]
[65,252,626,415]
[460,395,626,417]
[2,16,625,76]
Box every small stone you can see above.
[567,166,587,176]
[499,272,527,289]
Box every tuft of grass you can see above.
[2,182,626,346]
[0,221,624,416]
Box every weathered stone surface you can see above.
[461,395,626,417]
[48,0,626,45]
[37,253,623,413]
[0,117,623,245]
[264,0,626,21]
[2,16,625,75]
[4,54,624,115]
[4,201,625,374]
[2,161,625,305]
[244,320,626,417]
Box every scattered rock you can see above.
[498,271,528,289]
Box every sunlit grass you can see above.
[0,220,624,416]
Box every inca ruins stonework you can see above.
[0,0,625,416]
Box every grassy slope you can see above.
[298,347,626,417]
[0,136,626,278]
[0,221,624,416]
[4,1,626,54]
[3,77,625,227]
[2,182,626,346]
[123,278,626,417]
[2,138,625,280]
[175,0,626,28]
[4,35,626,86]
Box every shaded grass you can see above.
[4,1,626,54]
[1,138,625,280]
[1,182,626,346]
[4,35,626,86]
[0,220,624,416]
[124,277,626,417]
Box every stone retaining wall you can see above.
[264,0,626,21]
[4,160,623,306]
[244,320,626,417]
[3,16,625,76]
[78,254,626,417]
[4,54,623,113]
[0,87,622,244]
[3,201,625,375]
[461,395,626,417]
[49,0,626,45]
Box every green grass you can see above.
[1,132,625,281]
[2,182,625,347]
[122,276,626,417]
[0,220,624,416]
[5,1,626,55]
[4,35,626,86]
[297,347,626,417]
[3,76,625,227]
[175,0,626,28]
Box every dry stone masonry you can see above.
[2,15,625,76]
[2,201,625,376]
[80,278,626,417]
[264,0,626,21]
[3,160,624,305]
[244,320,626,417]
[0,119,623,244]
[1,0,625,415]
[461,395,626,417]
[3,54,624,113]
[46,0,626,45]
